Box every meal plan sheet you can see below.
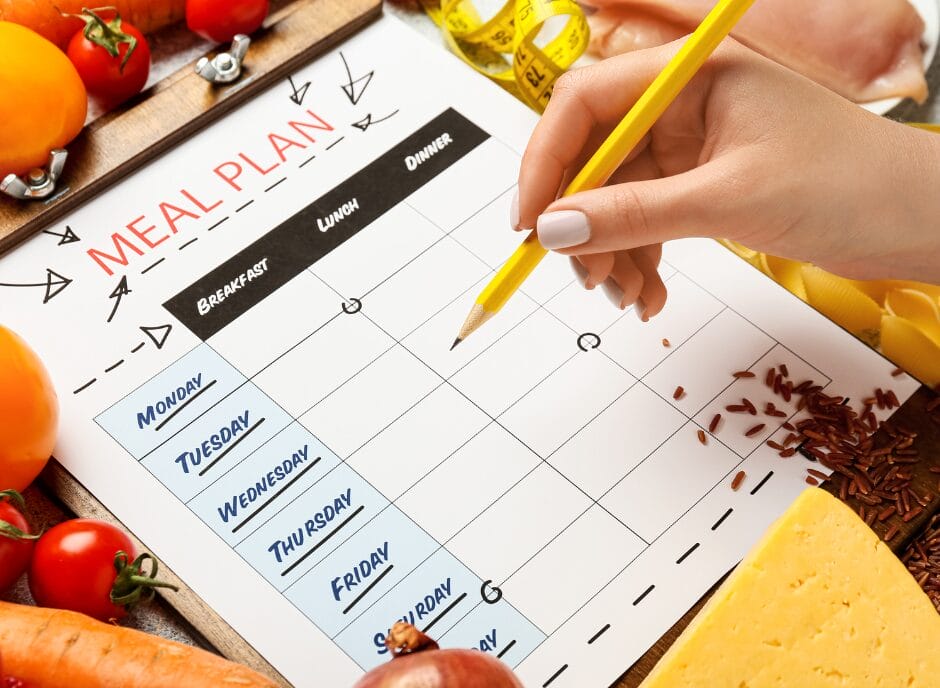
[0,17,919,688]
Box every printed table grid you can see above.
[93,109,851,683]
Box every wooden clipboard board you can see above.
[2,1,939,684]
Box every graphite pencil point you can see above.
[450,338,462,351]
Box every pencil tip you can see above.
[450,338,462,351]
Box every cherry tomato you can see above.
[186,0,270,43]
[28,519,176,621]
[0,491,36,594]
[0,326,59,492]
[66,9,150,107]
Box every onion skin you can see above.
[353,622,523,688]
[353,649,524,688]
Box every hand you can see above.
[514,39,940,318]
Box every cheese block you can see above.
[640,488,940,687]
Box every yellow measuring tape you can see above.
[419,0,589,112]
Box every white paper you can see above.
[0,17,920,688]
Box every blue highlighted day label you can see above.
[285,506,437,638]
[188,422,341,546]
[140,383,290,502]
[96,345,245,459]
[235,462,388,590]
[437,595,545,668]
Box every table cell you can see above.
[364,237,489,340]
[643,308,775,417]
[347,384,489,499]
[601,421,741,541]
[549,384,685,499]
[188,422,341,545]
[311,204,445,298]
[96,345,245,458]
[448,463,591,583]
[140,383,290,502]
[299,345,441,458]
[397,423,540,543]
[450,309,574,417]
[208,272,341,377]
[334,548,480,669]
[286,506,438,638]
[498,349,634,459]
[407,138,518,233]
[602,273,723,378]
[253,312,394,418]
[235,462,388,590]
[501,505,645,633]
[450,186,518,267]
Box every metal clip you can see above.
[195,34,251,84]
[1,149,68,201]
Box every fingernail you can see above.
[568,257,595,289]
[601,277,625,310]
[635,297,648,322]
[537,210,591,250]
[510,190,520,230]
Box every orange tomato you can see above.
[0,21,87,178]
[0,326,58,491]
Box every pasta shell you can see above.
[881,315,940,387]
[801,266,882,346]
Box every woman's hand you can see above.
[514,39,940,318]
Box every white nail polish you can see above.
[537,210,591,250]
[510,190,520,230]
[635,297,648,322]
[602,278,625,310]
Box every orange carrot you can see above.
[0,601,278,687]
[0,0,186,49]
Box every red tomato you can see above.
[0,491,35,594]
[66,10,150,106]
[28,519,175,621]
[186,0,270,43]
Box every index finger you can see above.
[516,41,684,230]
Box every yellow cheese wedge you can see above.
[640,488,940,687]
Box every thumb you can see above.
[535,161,741,255]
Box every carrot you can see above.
[0,0,186,49]
[0,601,278,687]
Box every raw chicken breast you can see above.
[586,0,928,104]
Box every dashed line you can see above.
[104,359,124,373]
[264,177,287,193]
[750,470,774,495]
[73,378,96,394]
[543,664,568,687]
[236,200,254,213]
[141,257,165,274]
[632,584,655,606]
[587,624,610,644]
[676,542,700,565]
[299,154,316,168]
[130,342,145,353]
[326,137,345,150]
[178,237,199,251]
[711,507,733,531]
[207,216,229,231]
[497,639,517,658]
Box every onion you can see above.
[353,622,524,688]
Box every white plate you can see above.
[862,0,939,114]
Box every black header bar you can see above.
[164,108,490,340]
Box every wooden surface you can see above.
[612,383,940,687]
[0,0,382,253]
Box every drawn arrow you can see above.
[0,268,72,304]
[339,52,373,105]
[287,75,311,106]
[106,275,131,323]
[140,324,172,350]
[351,110,399,132]
[43,225,80,245]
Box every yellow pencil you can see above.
[451,0,757,349]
